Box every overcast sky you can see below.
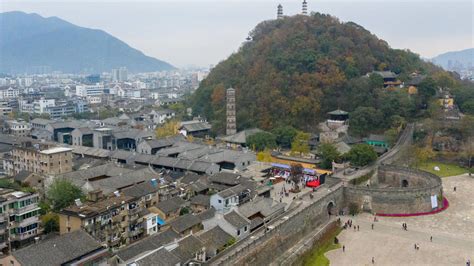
[1,0,473,68]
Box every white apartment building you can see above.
[0,86,20,100]
[75,84,105,97]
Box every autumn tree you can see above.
[290,163,304,191]
[156,120,180,138]
[414,147,435,168]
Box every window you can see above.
[218,199,222,204]
[244,226,248,232]
[237,229,240,236]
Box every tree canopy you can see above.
[47,179,85,212]
[247,132,277,151]
[192,13,446,134]
[346,144,378,167]
[318,143,341,169]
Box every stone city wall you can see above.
[210,184,344,266]
[344,165,443,214]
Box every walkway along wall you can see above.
[210,184,344,266]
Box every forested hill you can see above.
[192,13,452,134]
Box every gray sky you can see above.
[2,0,473,68]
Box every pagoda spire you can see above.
[302,0,308,15]
[277,4,283,19]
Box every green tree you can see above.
[417,77,437,107]
[384,128,399,147]
[272,126,298,148]
[291,131,311,155]
[461,100,474,115]
[42,213,59,234]
[346,144,378,167]
[47,179,85,212]
[349,107,383,136]
[180,207,190,216]
[319,143,340,169]
[247,132,277,151]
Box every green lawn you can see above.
[417,161,468,177]
[303,228,342,266]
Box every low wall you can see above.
[345,166,443,214]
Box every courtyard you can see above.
[326,173,474,265]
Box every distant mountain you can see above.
[431,48,474,70]
[0,11,175,74]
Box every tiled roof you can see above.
[13,230,105,266]
[115,229,180,262]
[169,213,201,233]
[197,226,233,250]
[224,210,250,229]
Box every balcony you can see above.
[10,229,40,241]
[10,204,39,215]
[128,207,141,216]
[11,216,39,228]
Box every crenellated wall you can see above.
[344,165,443,214]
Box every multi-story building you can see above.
[0,86,20,100]
[5,120,31,137]
[75,84,105,97]
[59,193,144,247]
[19,98,89,119]
[7,143,73,176]
[0,189,41,251]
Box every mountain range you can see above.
[0,11,174,74]
[431,48,474,70]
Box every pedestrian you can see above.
[357,225,360,231]
[414,243,417,250]
[372,223,374,230]
[466,259,470,266]
[454,186,457,192]
[430,236,432,242]
[342,245,345,252]
[372,257,375,264]
[354,226,356,231]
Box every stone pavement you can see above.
[326,174,474,265]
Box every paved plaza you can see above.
[326,174,474,265]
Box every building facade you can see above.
[7,144,73,176]
[0,189,41,251]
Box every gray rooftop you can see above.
[135,247,181,266]
[12,230,104,266]
[115,229,180,262]
[219,128,263,144]
[169,213,202,234]
[156,197,186,215]
[190,194,210,207]
[224,210,250,229]
[197,226,233,250]
[170,235,204,263]
[238,197,286,219]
